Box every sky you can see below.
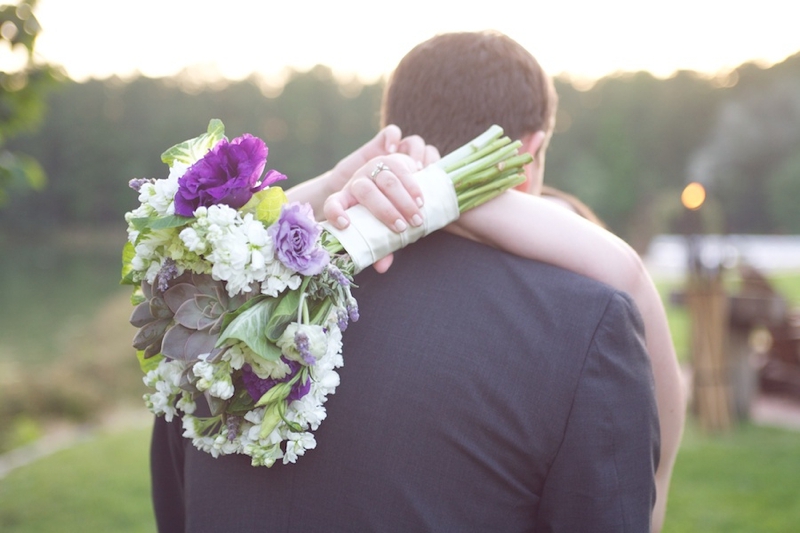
[17,0,800,85]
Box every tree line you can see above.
[2,54,799,250]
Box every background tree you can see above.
[1,49,799,246]
[0,0,60,206]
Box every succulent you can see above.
[130,280,173,359]
[130,272,251,363]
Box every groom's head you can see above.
[381,31,557,194]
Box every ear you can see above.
[513,131,547,193]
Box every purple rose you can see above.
[174,134,286,217]
[269,202,329,276]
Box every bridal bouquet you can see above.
[123,119,530,467]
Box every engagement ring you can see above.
[369,162,390,180]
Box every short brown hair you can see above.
[381,31,557,155]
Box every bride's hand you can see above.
[324,138,440,273]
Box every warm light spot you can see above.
[681,182,706,210]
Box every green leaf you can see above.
[129,214,192,234]
[253,187,287,226]
[161,119,226,167]
[255,382,292,407]
[129,216,152,232]
[150,214,193,230]
[227,388,256,415]
[309,297,333,326]
[130,286,145,306]
[265,288,302,341]
[259,402,284,439]
[136,350,163,374]
[120,241,136,284]
[219,294,267,332]
[217,298,282,360]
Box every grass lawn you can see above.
[664,420,800,532]
[0,427,155,533]
[1,418,798,532]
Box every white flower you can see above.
[283,432,316,464]
[224,345,246,370]
[176,393,196,414]
[246,353,291,380]
[179,227,207,253]
[277,323,328,364]
[193,359,235,400]
[209,379,235,400]
[138,170,181,216]
[193,361,214,383]
[206,204,238,227]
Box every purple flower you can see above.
[241,360,311,404]
[268,202,329,276]
[156,258,179,292]
[174,134,286,217]
[327,264,350,287]
[128,178,151,191]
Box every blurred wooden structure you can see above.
[686,271,732,432]
[683,263,791,433]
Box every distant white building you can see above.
[644,234,800,277]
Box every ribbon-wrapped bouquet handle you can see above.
[323,125,533,273]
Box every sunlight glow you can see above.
[681,182,707,211]
[31,0,800,84]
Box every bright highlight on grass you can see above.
[681,181,706,210]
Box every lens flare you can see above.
[681,182,706,210]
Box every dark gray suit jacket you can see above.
[151,232,659,532]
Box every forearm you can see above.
[448,190,637,288]
[285,172,336,219]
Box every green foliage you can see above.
[767,144,800,233]
[547,70,721,247]
[0,51,799,243]
[0,68,383,233]
[161,117,225,166]
[0,0,61,206]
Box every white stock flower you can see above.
[139,170,181,216]
[209,378,235,400]
[176,393,196,414]
[247,356,291,380]
[283,432,316,464]
[179,227,207,253]
[277,323,328,365]
[223,345,246,370]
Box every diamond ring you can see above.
[369,162,390,180]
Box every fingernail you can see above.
[411,214,423,227]
[394,219,407,232]
[337,216,349,229]
[388,144,397,153]
[416,160,423,170]
[416,196,424,208]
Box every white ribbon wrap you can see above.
[321,165,459,273]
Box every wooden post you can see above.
[686,272,733,433]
